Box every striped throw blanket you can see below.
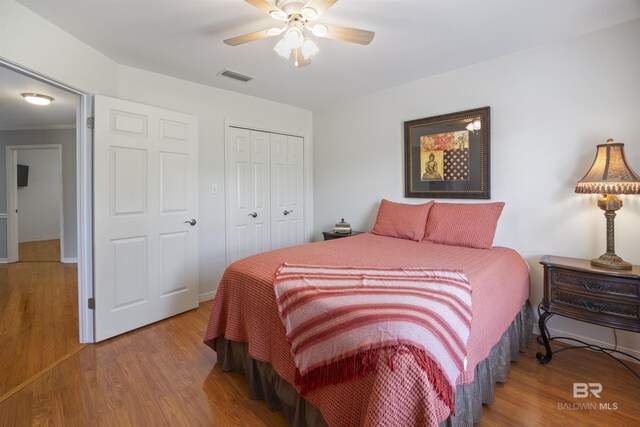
[274,264,472,414]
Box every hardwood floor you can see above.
[19,239,61,262]
[0,256,80,398]
[0,299,637,426]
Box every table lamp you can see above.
[575,138,640,270]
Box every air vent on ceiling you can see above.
[218,69,253,83]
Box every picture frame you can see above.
[404,106,491,199]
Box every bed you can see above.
[204,233,531,426]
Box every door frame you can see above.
[0,57,95,343]
[6,144,65,262]
[223,119,313,265]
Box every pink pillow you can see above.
[424,202,505,249]
[372,200,435,242]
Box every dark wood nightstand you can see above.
[537,255,640,364]
[322,231,365,241]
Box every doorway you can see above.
[6,145,65,262]
[0,58,93,401]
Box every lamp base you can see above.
[591,253,632,270]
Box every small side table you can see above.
[322,231,365,241]
[537,255,640,364]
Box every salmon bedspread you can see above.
[204,234,530,426]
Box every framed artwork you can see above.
[404,106,491,199]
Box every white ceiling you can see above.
[0,66,77,130]
[17,0,640,111]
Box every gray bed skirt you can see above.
[215,301,533,427]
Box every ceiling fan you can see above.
[224,0,375,67]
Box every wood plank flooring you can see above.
[0,299,637,426]
[0,256,80,398]
[19,239,61,262]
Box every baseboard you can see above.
[532,323,640,362]
[0,258,7,264]
[199,291,215,303]
[61,257,78,264]
[19,236,61,243]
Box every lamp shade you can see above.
[575,139,640,194]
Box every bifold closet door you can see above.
[270,134,304,250]
[226,127,271,264]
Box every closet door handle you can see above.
[248,212,258,218]
[283,210,293,216]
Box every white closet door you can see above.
[225,127,271,264]
[251,130,272,254]
[271,134,304,250]
[94,95,199,342]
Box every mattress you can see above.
[204,233,530,426]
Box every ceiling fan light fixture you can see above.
[21,93,54,106]
[466,119,482,132]
[273,38,292,59]
[301,37,319,60]
[266,27,284,36]
[301,7,318,20]
[311,24,328,37]
[269,9,288,20]
[283,28,304,49]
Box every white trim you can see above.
[223,119,314,260]
[199,291,216,302]
[0,258,7,264]
[19,235,62,243]
[0,57,94,344]
[6,148,18,263]
[77,91,94,344]
[62,257,78,264]
[6,144,65,261]
[532,323,640,362]
[0,124,76,131]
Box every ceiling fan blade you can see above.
[244,0,287,19]
[302,0,338,18]
[294,49,311,67]
[224,29,276,46]
[318,25,375,45]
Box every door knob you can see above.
[283,210,293,216]
[248,212,258,218]
[184,219,197,226]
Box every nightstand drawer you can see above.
[550,289,639,320]
[538,255,640,364]
[551,270,638,299]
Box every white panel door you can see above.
[271,135,304,250]
[225,127,252,263]
[225,128,272,264]
[94,95,199,341]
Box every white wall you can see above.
[314,20,640,353]
[117,65,313,297]
[0,129,77,258]
[0,0,119,96]
[16,148,61,243]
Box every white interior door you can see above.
[94,95,199,341]
[271,134,304,250]
[225,127,271,264]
